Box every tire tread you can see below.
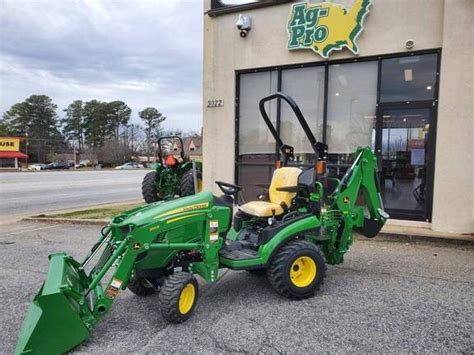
[180,169,202,197]
[158,272,198,323]
[267,239,326,299]
[142,171,159,203]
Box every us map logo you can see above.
[287,0,371,58]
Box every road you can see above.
[1,221,472,353]
[0,170,148,222]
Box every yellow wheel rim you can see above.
[290,256,317,287]
[178,283,195,314]
[197,178,203,192]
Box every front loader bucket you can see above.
[16,253,93,354]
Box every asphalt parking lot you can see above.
[1,221,473,353]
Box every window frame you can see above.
[235,49,441,185]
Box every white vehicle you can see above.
[28,163,47,171]
[75,160,92,168]
[115,162,144,170]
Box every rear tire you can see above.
[267,239,326,299]
[180,169,202,197]
[127,277,155,296]
[142,171,160,203]
[158,272,199,323]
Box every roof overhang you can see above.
[0,151,28,158]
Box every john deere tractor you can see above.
[142,135,202,203]
[16,93,389,354]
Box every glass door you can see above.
[376,105,435,220]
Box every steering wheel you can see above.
[215,181,241,196]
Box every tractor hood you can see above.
[111,192,215,228]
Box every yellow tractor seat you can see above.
[239,167,302,217]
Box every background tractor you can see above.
[142,135,202,203]
[16,93,388,354]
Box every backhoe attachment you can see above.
[322,146,389,264]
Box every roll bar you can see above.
[157,136,185,160]
[259,92,328,164]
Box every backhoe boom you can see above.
[322,147,388,264]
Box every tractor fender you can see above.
[151,162,163,171]
[180,160,202,172]
[258,215,322,266]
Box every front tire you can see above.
[142,171,160,203]
[158,272,199,323]
[267,239,326,299]
[180,169,202,197]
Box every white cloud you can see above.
[0,0,203,132]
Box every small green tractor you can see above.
[142,135,202,203]
[16,93,389,354]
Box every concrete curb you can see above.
[28,199,143,216]
[356,232,474,246]
[20,200,144,225]
[22,217,109,225]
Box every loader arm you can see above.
[15,192,227,355]
[321,147,389,264]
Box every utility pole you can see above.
[71,139,78,170]
[130,125,135,153]
[73,142,77,170]
[25,133,29,170]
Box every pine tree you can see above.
[107,101,131,140]
[62,100,85,150]
[139,107,166,162]
[83,100,109,149]
[2,95,63,162]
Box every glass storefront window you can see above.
[327,61,378,154]
[236,52,439,219]
[280,66,324,163]
[0,158,16,168]
[238,71,278,155]
[380,54,438,102]
[380,108,432,216]
[326,61,377,176]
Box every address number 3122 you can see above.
[207,99,224,108]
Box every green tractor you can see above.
[15,93,389,354]
[142,135,202,203]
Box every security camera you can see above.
[405,39,415,49]
[236,14,251,38]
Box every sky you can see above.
[0,0,204,132]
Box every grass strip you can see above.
[44,203,143,220]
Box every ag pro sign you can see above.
[287,0,371,58]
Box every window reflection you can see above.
[280,66,325,163]
[380,54,438,102]
[327,61,378,176]
[239,71,278,155]
[380,108,431,215]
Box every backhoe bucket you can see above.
[15,253,93,355]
